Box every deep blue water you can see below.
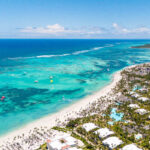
[0,39,150,135]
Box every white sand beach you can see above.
[0,70,122,147]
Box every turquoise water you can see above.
[0,39,150,135]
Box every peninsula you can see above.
[132,44,150,48]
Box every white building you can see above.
[135,109,148,115]
[121,144,142,150]
[129,91,135,95]
[131,93,140,98]
[128,104,140,109]
[102,136,123,149]
[47,134,81,150]
[82,123,98,132]
[135,133,143,140]
[138,97,149,102]
[95,128,114,139]
[139,88,147,93]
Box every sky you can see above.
[0,0,150,39]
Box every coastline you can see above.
[0,70,122,145]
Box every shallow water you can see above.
[0,39,150,135]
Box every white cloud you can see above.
[20,23,150,38]
[21,24,103,35]
[112,23,150,34]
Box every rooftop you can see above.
[138,97,149,102]
[135,109,148,115]
[47,133,79,150]
[131,93,140,98]
[102,136,123,149]
[135,133,143,140]
[82,123,98,132]
[121,144,142,150]
[95,128,114,138]
[128,104,140,109]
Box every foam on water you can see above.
[7,46,103,60]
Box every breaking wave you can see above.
[8,46,103,60]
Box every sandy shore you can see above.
[0,70,122,146]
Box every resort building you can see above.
[128,104,140,109]
[134,133,143,140]
[139,88,147,93]
[102,136,123,149]
[131,93,140,98]
[121,144,142,150]
[95,128,114,139]
[82,123,98,132]
[138,97,149,102]
[129,91,135,95]
[47,134,81,150]
[135,109,148,115]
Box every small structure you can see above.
[47,134,81,150]
[121,144,142,150]
[102,136,123,149]
[139,88,147,93]
[138,97,149,102]
[128,104,140,109]
[95,128,114,138]
[135,109,148,115]
[131,93,140,98]
[129,91,135,95]
[82,123,98,132]
[135,133,143,140]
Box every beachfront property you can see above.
[121,144,142,150]
[47,133,81,150]
[131,93,140,98]
[138,87,148,93]
[138,97,149,102]
[135,108,148,115]
[134,133,143,140]
[82,123,98,132]
[94,128,114,139]
[102,136,123,149]
[128,104,140,109]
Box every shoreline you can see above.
[0,70,122,145]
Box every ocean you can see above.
[0,39,150,135]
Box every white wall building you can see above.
[134,133,143,140]
[82,123,98,132]
[138,97,149,102]
[131,93,140,98]
[128,104,140,109]
[135,109,148,115]
[121,144,142,150]
[95,128,114,139]
[102,136,123,149]
[47,134,81,150]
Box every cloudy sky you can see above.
[0,0,150,39]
